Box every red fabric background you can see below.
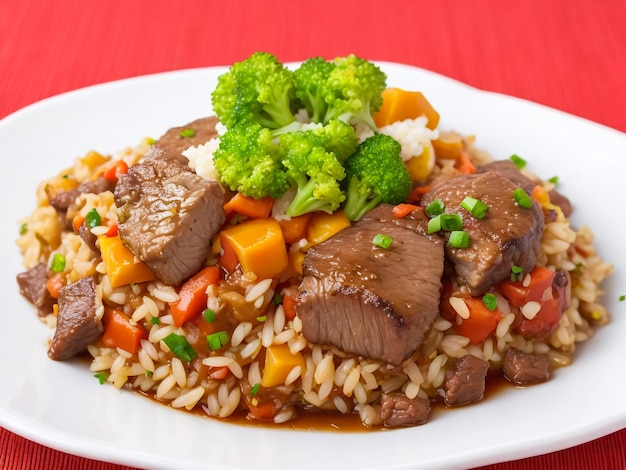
[1,1,625,468]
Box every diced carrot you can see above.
[223,193,274,218]
[407,185,430,205]
[105,223,118,237]
[46,274,65,299]
[103,160,129,184]
[169,266,221,327]
[219,233,240,274]
[373,88,440,130]
[455,151,476,174]
[498,266,555,307]
[531,185,551,206]
[432,131,464,160]
[220,218,289,280]
[208,365,230,380]
[261,344,306,387]
[454,297,501,344]
[392,203,420,219]
[72,215,85,233]
[102,307,147,354]
[514,297,562,340]
[278,213,312,244]
[281,292,297,321]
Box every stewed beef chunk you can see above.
[17,263,55,317]
[421,171,544,296]
[380,392,431,427]
[48,276,102,361]
[49,176,116,212]
[442,354,489,406]
[503,348,551,385]
[115,155,225,286]
[297,204,444,365]
[151,116,220,162]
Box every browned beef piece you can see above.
[114,118,225,286]
[442,354,489,406]
[17,263,56,317]
[503,348,551,385]
[380,392,431,427]
[477,159,572,217]
[421,171,544,296]
[152,116,220,161]
[48,276,102,361]
[78,220,99,253]
[297,204,444,365]
[49,176,116,212]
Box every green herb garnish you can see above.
[511,265,523,282]
[180,128,196,138]
[460,196,489,219]
[425,198,445,217]
[50,253,66,273]
[163,333,198,361]
[372,233,393,249]
[513,188,533,208]
[94,372,107,384]
[85,208,101,228]
[19,223,28,235]
[207,331,230,351]
[510,154,527,169]
[448,230,470,248]
[203,308,216,323]
[482,293,498,311]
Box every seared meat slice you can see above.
[441,354,489,406]
[151,116,220,162]
[297,205,444,365]
[380,392,431,427]
[114,155,225,286]
[17,263,56,317]
[48,276,102,361]
[503,348,551,385]
[478,159,572,217]
[421,171,544,296]
[49,176,116,212]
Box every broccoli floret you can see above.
[213,121,289,199]
[279,126,349,217]
[343,134,412,221]
[310,118,359,162]
[292,57,336,123]
[211,52,298,130]
[322,54,387,130]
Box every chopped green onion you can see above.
[50,253,66,273]
[427,215,442,234]
[145,370,153,378]
[272,293,283,305]
[150,316,161,325]
[94,372,107,384]
[441,214,463,231]
[482,293,498,311]
[548,176,559,185]
[510,154,526,169]
[19,223,28,235]
[448,230,470,248]
[146,137,156,145]
[511,265,523,282]
[425,198,445,217]
[207,331,230,351]
[256,315,267,323]
[163,333,198,361]
[372,233,393,249]
[203,308,216,323]
[85,208,101,228]
[250,383,260,396]
[179,128,196,138]
[513,188,533,208]
[620,294,626,302]
[460,196,489,219]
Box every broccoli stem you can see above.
[344,175,382,221]
[286,176,334,217]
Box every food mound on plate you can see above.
[16,52,613,428]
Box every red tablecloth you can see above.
[1,1,625,468]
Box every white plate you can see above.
[1,63,625,470]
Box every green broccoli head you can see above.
[279,129,347,217]
[343,134,412,221]
[213,121,289,199]
[292,57,336,123]
[211,52,297,130]
[322,54,387,130]
[311,119,359,162]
